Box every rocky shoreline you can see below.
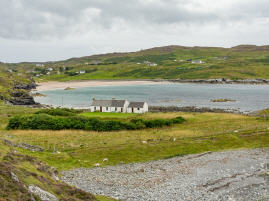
[7,82,39,106]
[149,106,240,114]
[165,78,269,85]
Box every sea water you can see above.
[34,83,269,112]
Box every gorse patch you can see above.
[6,114,185,131]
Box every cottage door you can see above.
[100,107,102,112]
[132,108,134,113]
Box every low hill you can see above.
[1,44,269,82]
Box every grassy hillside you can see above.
[7,44,268,81]
[0,140,98,200]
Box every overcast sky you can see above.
[1,0,269,62]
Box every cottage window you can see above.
[137,108,140,110]
[106,107,108,110]
[94,107,96,111]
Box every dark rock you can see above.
[17,143,44,152]
[3,139,15,147]
[9,90,36,105]
[14,83,37,90]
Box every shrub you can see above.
[7,115,185,131]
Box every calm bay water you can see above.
[34,83,269,112]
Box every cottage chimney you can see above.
[92,97,96,101]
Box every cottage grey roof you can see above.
[91,99,126,107]
[128,102,145,108]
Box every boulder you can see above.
[28,185,58,201]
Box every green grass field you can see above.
[80,112,139,119]
[1,105,269,170]
[0,104,268,200]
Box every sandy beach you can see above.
[35,80,162,91]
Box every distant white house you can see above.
[47,67,53,71]
[191,60,205,64]
[149,63,158,67]
[36,64,44,67]
[80,70,86,74]
[90,99,148,113]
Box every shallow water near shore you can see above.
[34,83,269,112]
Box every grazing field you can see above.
[0,105,269,171]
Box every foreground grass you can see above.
[1,111,269,170]
[80,112,139,119]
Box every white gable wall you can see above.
[127,102,148,114]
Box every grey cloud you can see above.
[0,0,269,41]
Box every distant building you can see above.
[47,67,53,71]
[80,70,86,74]
[191,60,205,64]
[90,99,148,113]
[36,64,44,67]
[149,63,158,67]
[127,102,148,114]
[186,59,192,62]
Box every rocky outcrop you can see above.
[28,185,58,201]
[14,82,37,90]
[3,140,44,152]
[9,90,36,105]
[0,143,98,201]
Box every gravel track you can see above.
[62,149,269,201]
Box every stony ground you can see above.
[62,149,269,201]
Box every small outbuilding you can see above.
[127,102,148,114]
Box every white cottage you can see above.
[127,102,148,114]
[90,99,148,113]
[90,99,129,113]
[191,60,205,64]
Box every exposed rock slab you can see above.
[28,185,58,201]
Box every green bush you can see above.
[7,114,185,131]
